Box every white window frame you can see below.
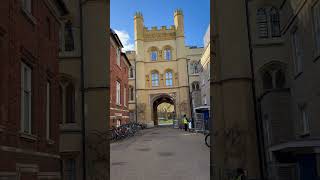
[116,48,121,67]
[21,62,32,134]
[291,28,303,75]
[116,81,121,105]
[46,82,50,139]
[124,86,126,107]
[312,1,320,55]
[21,0,32,14]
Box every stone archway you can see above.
[152,94,176,126]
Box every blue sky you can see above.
[111,0,210,51]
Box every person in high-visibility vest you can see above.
[183,114,188,131]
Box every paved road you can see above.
[110,127,210,180]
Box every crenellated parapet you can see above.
[143,25,176,42]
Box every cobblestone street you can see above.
[110,127,210,180]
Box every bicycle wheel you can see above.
[205,133,210,148]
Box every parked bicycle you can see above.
[110,122,146,142]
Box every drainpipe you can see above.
[186,58,194,124]
[245,0,266,179]
[79,0,86,179]
[135,59,138,123]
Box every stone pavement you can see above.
[110,126,210,180]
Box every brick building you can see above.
[110,29,131,128]
[0,0,67,179]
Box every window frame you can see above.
[291,27,303,76]
[300,105,310,135]
[165,71,173,87]
[257,8,269,38]
[46,81,51,140]
[151,71,159,87]
[124,85,127,107]
[129,67,134,79]
[64,159,76,180]
[312,1,320,55]
[129,86,134,101]
[270,7,281,37]
[116,48,121,67]
[21,62,32,134]
[116,81,121,105]
[151,51,158,61]
[164,49,171,61]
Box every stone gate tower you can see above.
[133,10,191,127]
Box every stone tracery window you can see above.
[151,71,159,87]
[257,8,269,38]
[270,7,280,37]
[191,81,200,91]
[165,71,173,86]
[163,46,172,61]
[261,63,286,91]
[257,7,281,38]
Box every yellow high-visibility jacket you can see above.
[183,118,188,124]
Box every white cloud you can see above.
[114,29,135,51]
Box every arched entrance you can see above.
[152,94,176,126]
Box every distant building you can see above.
[110,29,131,128]
[127,10,204,127]
[0,0,67,179]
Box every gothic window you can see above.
[151,51,157,61]
[165,71,173,86]
[151,71,159,87]
[192,81,200,91]
[164,49,171,60]
[270,7,280,37]
[64,20,74,51]
[190,62,199,74]
[257,8,269,38]
[261,63,286,91]
[257,7,281,38]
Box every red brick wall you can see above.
[0,0,61,178]
[109,39,130,128]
